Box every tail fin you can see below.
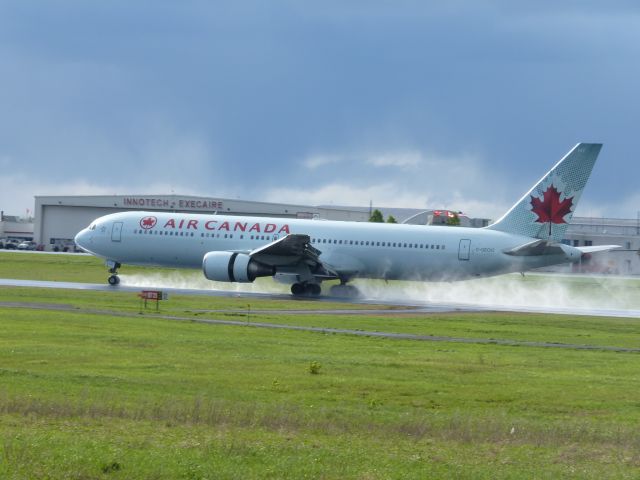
[486,143,602,241]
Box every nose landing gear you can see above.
[106,261,121,286]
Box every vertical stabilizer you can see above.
[486,143,602,241]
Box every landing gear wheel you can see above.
[291,282,322,297]
[330,284,360,298]
[106,260,121,286]
[305,283,322,296]
[291,283,305,296]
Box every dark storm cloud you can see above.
[0,1,638,217]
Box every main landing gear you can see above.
[329,284,360,298]
[290,282,322,297]
[289,278,361,298]
[106,261,121,286]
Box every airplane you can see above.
[74,143,617,297]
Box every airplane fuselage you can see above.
[77,211,582,282]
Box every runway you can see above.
[2,277,640,318]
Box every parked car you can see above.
[2,239,20,250]
[52,241,83,253]
[17,240,37,250]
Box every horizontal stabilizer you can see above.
[576,245,620,254]
[503,239,564,256]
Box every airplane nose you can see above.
[74,229,89,251]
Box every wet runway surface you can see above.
[1,277,640,318]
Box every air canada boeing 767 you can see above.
[75,143,616,297]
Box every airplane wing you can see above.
[249,234,319,266]
[249,234,340,279]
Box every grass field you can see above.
[1,252,640,478]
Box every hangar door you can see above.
[458,239,471,261]
[111,222,123,242]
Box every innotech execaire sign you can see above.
[122,197,224,211]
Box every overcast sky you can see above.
[1,1,639,220]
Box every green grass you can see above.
[2,306,640,479]
[0,251,177,283]
[2,252,640,478]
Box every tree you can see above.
[386,215,397,224]
[369,209,384,223]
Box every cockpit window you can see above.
[89,224,97,230]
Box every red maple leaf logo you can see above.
[140,216,157,229]
[530,185,573,224]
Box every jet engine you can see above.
[202,251,275,283]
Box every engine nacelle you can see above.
[202,251,275,283]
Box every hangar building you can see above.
[0,212,33,241]
[555,216,640,276]
[33,195,368,250]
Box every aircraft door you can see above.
[111,222,123,242]
[458,239,471,261]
